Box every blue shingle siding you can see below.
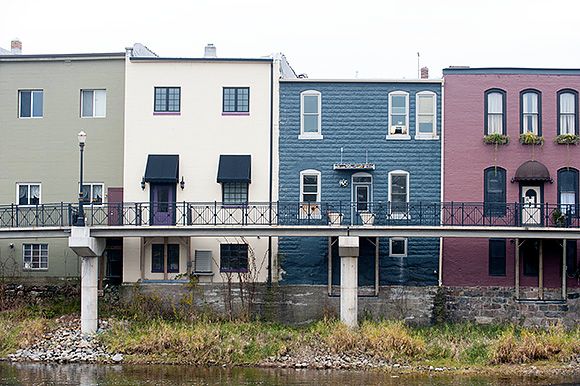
[278,81,442,285]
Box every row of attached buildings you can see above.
[0,40,578,302]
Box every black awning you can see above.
[217,155,251,183]
[143,155,179,183]
[513,160,552,182]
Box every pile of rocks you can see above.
[8,316,123,364]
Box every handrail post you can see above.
[182,201,186,226]
[60,202,64,226]
[514,202,518,227]
[35,204,39,227]
[451,201,454,226]
[461,202,464,226]
[214,201,217,226]
[11,203,15,227]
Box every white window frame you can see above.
[18,89,43,119]
[80,183,105,205]
[387,91,410,139]
[388,170,410,218]
[81,89,107,118]
[389,238,408,257]
[16,183,42,206]
[23,243,49,270]
[299,169,321,219]
[299,90,323,139]
[415,91,438,139]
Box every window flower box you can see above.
[519,132,544,145]
[555,134,580,145]
[359,211,375,226]
[483,134,509,145]
[328,211,343,226]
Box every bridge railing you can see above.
[0,201,578,229]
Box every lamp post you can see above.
[77,131,87,226]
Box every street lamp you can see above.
[77,130,87,226]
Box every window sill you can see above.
[414,135,439,140]
[153,112,181,116]
[389,254,407,258]
[222,112,250,116]
[298,134,324,140]
[19,116,43,119]
[81,116,106,119]
[193,271,214,276]
[23,268,48,271]
[388,213,411,220]
[385,135,411,140]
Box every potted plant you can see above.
[483,133,509,145]
[519,132,544,145]
[359,211,375,226]
[328,211,343,226]
[551,208,567,227]
[555,134,580,145]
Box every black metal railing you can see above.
[0,201,578,229]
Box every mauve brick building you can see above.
[442,68,580,293]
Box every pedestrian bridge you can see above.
[0,201,579,239]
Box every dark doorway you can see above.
[522,239,539,277]
[105,238,123,285]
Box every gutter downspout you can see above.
[268,60,274,286]
[438,78,445,287]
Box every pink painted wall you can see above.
[443,71,580,288]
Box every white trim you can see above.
[439,79,445,286]
[414,90,438,139]
[22,243,49,270]
[281,79,443,84]
[81,182,105,205]
[351,172,373,214]
[81,89,107,118]
[387,91,409,139]
[299,169,321,219]
[16,183,42,206]
[300,90,322,138]
[388,170,410,218]
[389,237,408,257]
[18,89,43,119]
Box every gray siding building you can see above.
[0,53,125,282]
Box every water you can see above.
[0,363,578,386]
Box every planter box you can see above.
[359,212,375,226]
[328,211,343,226]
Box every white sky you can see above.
[1,0,579,79]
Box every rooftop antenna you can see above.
[365,149,368,164]
[355,70,359,78]
[340,147,344,163]
[417,52,420,79]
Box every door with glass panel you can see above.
[352,173,373,224]
[521,186,542,226]
[150,183,176,225]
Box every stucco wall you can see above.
[122,58,276,283]
[278,81,442,285]
[0,57,125,277]
[443,71,580,287]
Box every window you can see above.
[484,167,506,216]
[388,91,409,138]
[151,244,180,273]
[558,90,578,135]
[194,250,212,273]
[81,89,106,118]
[19,90,43,118]
[415,91,437,138]
[23,244,48,270]
[300,169,321,218]
[220,244,248,272]
[388,171,409,216]
[223,87,249,113]
[154,87,180,113]
[489,239,506,276]
[222,182,249,205]
[299,90,322,139]
[558,168,578,216]
[17,183,41,206]
[484,89,506,135]
[520,90,541,135]
[80,183,104,204]
[389,238,407,257]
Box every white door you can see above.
[521,186,542,226]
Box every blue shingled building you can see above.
[278,79,443,287]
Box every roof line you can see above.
[444,67,580,75]
[0,52,125,61]
[130,57,273,63]
[280,78,443,84]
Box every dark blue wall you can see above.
[278,81,442,285]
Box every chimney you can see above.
[11,39,22,55]
[420,66,429,79]
[204,43,217,58]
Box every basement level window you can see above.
[23,243,48,270]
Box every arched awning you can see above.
[512,160,552,183]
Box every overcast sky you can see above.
[2,0,579,79]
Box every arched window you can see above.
[484,167,506,216]
[387,91,410,138]
[299,90,322,139]
[388,170,409,217]
[299,169,321,219]
[557,89,578,135]
[484,89,506,135]
[520,89,542,135]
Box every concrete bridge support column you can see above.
[68,227,105,335]
[339,236,359,328]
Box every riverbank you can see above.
[0,304,578,377]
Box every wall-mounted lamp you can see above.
[141,177,146,190]
[180,177,185,190]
